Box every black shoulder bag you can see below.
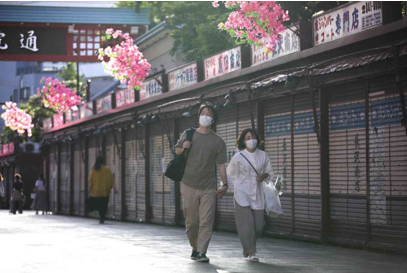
[165,128,196,182]
[239,153,259,175]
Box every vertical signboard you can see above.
[53,113,64,128]
[96,94,112,113]
[204,46,242,80]
[43,117,53,130]
[313,2,383,46]
[252,25,301,66]
[116,88,135,108]
[168,62,198,91]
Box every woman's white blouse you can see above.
[227,149,274,210]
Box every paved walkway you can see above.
[1,210,406,273]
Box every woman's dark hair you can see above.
[94,156,105,171]
[39,174,45,186]
[198,104,218,127]
[235,128,263,151]
[14,173,21,182]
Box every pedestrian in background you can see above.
[227,129,274,262]
[174,104,228,263]
[87,156,117,224]
[31,174,48,215]
[10,173,24,215]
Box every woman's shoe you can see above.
[246,256,259,262]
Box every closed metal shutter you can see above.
[178,115,198,226]
[328,81,367,244]
[73,141,85,216]
[87,136,98,218]
[367,74,407,248]
[149,122,165,224]
[105,132,122,220]
[163,120,175,224]
[215,106,239,231]
[293,92,321,240]
[60,143,71,214]
[135,125,146,222]
[125,127,137,221]
[264,96,293,236]
[49,144,58,213]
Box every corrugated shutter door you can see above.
[73,142,81,215]
[163,120,175,224]
[328,81,367,244]
[49,144,58,213]
[87,136,98,218]
[105,132,122,220]
[264,96,293,236]
[135,126,146,222]
[125,127,137,221]
[368,74,407,248]
[59,144,68,214]
[178,116,198,226]
[215,106,238,231]
[149,122,164,224]
[293,92,321,240]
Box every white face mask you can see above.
[199,115,213,127]
[245,139,257,150]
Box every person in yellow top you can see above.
[87,156,117,224]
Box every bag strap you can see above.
[239,153,259,175]
[184,128,196,162]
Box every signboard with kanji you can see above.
[204,46,242,80]
[313,2,383,46]
[139,76,164,100]
[168,63,198,91]
[96,94,112,113]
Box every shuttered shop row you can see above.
[106,132,122,220]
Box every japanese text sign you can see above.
[53,113,64,128]
[116,88,135,108]
[96,94,112,113]
[313,2,382,46]
[139,75,163,100]
[204,46,241,80]
[252,26,300,66]
[168,63,198,91]
[43,117,53,130]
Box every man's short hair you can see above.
[198,104,218,127]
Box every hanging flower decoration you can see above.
[1,102,34,137]
[97,29,151,91]
[37,77,82,113]
[214,1,290,53]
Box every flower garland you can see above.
[98,29,151,91]
[37,77,82,113]
[1,102,34,137]
[213,1,289,53]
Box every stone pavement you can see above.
[1,210,406,273]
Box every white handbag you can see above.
[263,179,283,218]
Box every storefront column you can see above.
[69,143,74,215]
[173,118,181,226]
[319,88,330,242]
[121,128,126,221]
[84,137,89,215]
[56,143,61,214]
[145,124,151,223]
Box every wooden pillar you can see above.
[256,100,265,150]
[69,143,75,215]
[84,137,89,216]
[56,143,61,214]
[319,88,330,242]
[144,124,151,222]
[121,128,126,221]
[173,118,181,226]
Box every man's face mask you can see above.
[199,115,213,127]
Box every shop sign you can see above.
[80,103,93,119]
[65,106,79,123]
[96,94,112,113]
[43,117,53,130]
[313,1,383,46]
[3,144,8,154]
[140,76,163,100]
[168,63,198,91]
[252,26,300,66]
[53,113,64,128]
[204,46,241,80]
[0,27,66,55]
[116,88,135,108]
[266,112,319,136]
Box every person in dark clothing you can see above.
[10,174,24,214]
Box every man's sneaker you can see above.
[196,253,210,262]
[191,250,199,260]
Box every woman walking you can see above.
[87,156,117,224]
[10,174,24,215]
[31,174,48,215]
[227,129,274,262]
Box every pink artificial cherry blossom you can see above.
[37,77,82,113]
[98,29,151,91]
[1,101,34,137]
[214,1,289,53]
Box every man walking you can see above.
[175,104,228,263]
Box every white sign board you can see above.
[251,26,300,66]
[204,46,241,80]
[168,63,198,91]
[313,1,382,46]
[140,75,163,100]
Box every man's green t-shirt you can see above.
[175,129,227,190]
